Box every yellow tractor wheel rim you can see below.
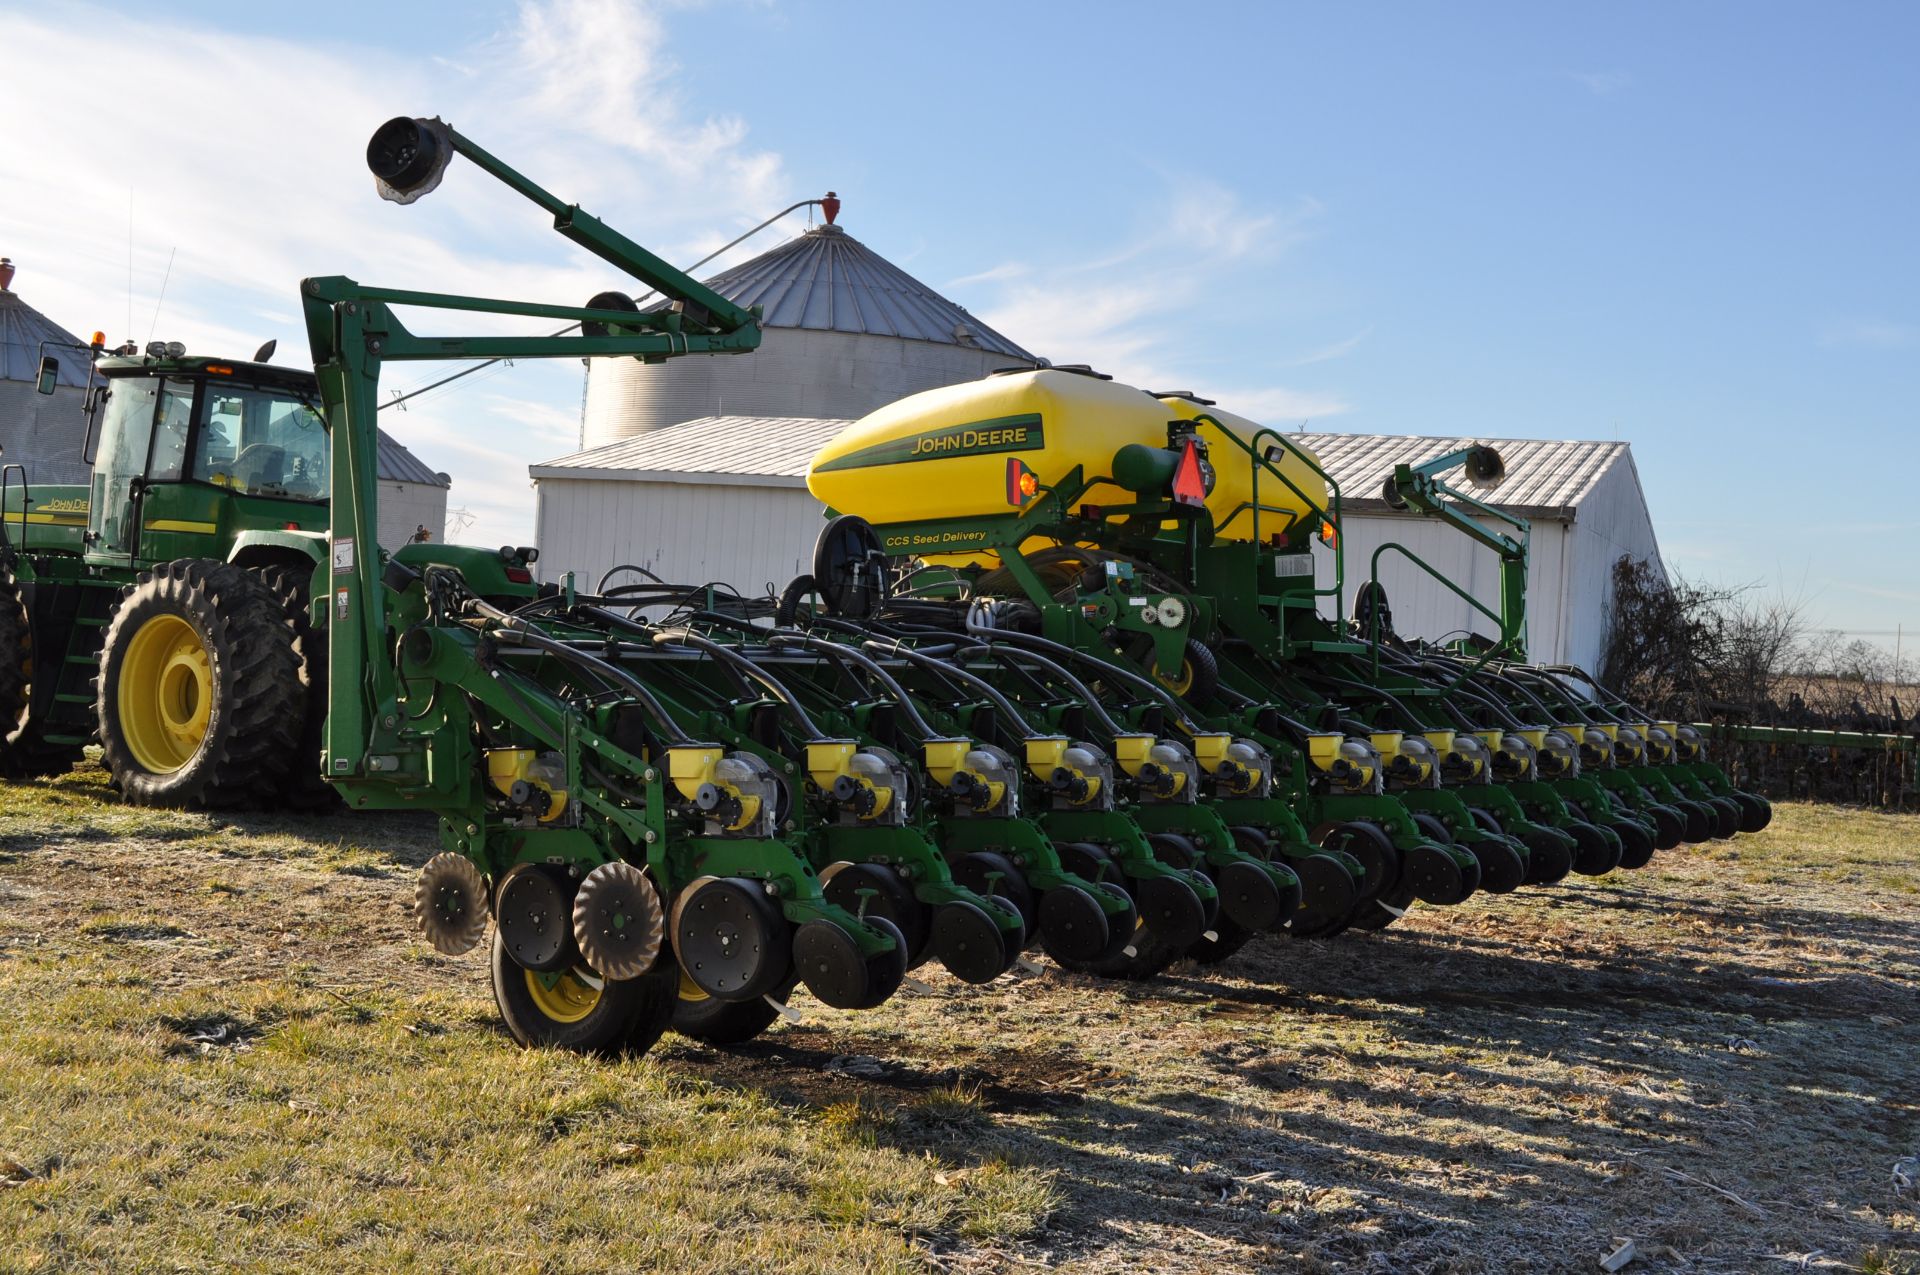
[677,968,710,1003]
[118,613,214,773]
[525,969,601,1024]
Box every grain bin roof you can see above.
[1297,433,1633,520]
[0,287,92,387]
[531,416,850,488]
[657,224,1037,361]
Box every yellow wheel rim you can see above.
[1156,660,1194,696]
[677,967,710,1003]
[525,968,601,1024]
[117,613,213,773]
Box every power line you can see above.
[378,196,826,413]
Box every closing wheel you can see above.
[1567,821,1621,875]
[950,850,1037,935]
[1520,828,1575,885]
[1134,871,1206,949]
[1288,853,1360,927]
[572,860,666,981]
[490,930,678,1056]
[1224,825,1301,931]
[1610,818,1657,869]
[495,863,577,973]
[1674,800,1715,843]
[1644,803,1684,851]
[1466,836,1527,895]
[1733,791,1772,833]
[1035,883,1110,962]
[671,875,792,1002]
[97,560,302,808]
[414,852,489,956]
[1404,840,1469,905]
[1315,820,1399,902]
[930,899,1010,984]
[793,914,907,1010]
[1703,797,1741,841]
[821,861,930,966]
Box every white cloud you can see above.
[1563,70,1633,96]
[0,0,792,550]
[965,181,1350,425]
[1819,319,1920,350]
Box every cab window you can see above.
[192,384,328,502]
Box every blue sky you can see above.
[2,2,1913,644]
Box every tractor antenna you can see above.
[145,247,177,345]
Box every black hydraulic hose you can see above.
[475,610,692,744]
[1298,673,1432,733]
[953,641,1128,738]
[763,630,943,743]
[959,620,1207,735]
[649,624,827,739]
[862,639,1041,740]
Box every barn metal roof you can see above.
[533,418,1636,520]
[376,430,451,488]
[657,224,1037,361]
[530,415,848,487]
[1296,433,1632,520]
[0,287,92,387]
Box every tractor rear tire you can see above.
[0,568,83,780]
[96,560,303,808]
[255,563,341,811]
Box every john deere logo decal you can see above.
[814,414,1044,472]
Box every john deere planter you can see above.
[2,112,1852,1060]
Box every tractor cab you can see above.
[84,351,330,568]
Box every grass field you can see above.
[1,764,1915,1273]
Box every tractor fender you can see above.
[227,531,326,616]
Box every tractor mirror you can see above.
[35,355,59,395]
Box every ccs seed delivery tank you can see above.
[806,368,1327,544]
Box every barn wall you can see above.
[376,481,449,549]
[1561,461,1664,673]
[535,475,826,597]
[1317,513,1569,660]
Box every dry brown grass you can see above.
[1,766,1916,1273]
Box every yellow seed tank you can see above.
[805,369,1329,559]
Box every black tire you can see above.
[490,930,678,1055]
[254,562,340,811]
[671,974,798,1047]
[1410,811,1454,845]
[1732,791,1772,833]
[96,560,303,808]
[0,568,84,780]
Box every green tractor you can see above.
[1,348,336,806]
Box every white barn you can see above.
[531,422,1661,674]
[1296,433,1661,673]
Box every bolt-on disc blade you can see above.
[1520,828,1574,886]
[414,852,489,956]
[571,860,665,981]
[496,863,576,972]
[671,876,792,1002]
[1289,852,1359,925]
[1315,821,1399,902]
[1216,858,1289,932]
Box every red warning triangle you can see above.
[1170,438,1208,507]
